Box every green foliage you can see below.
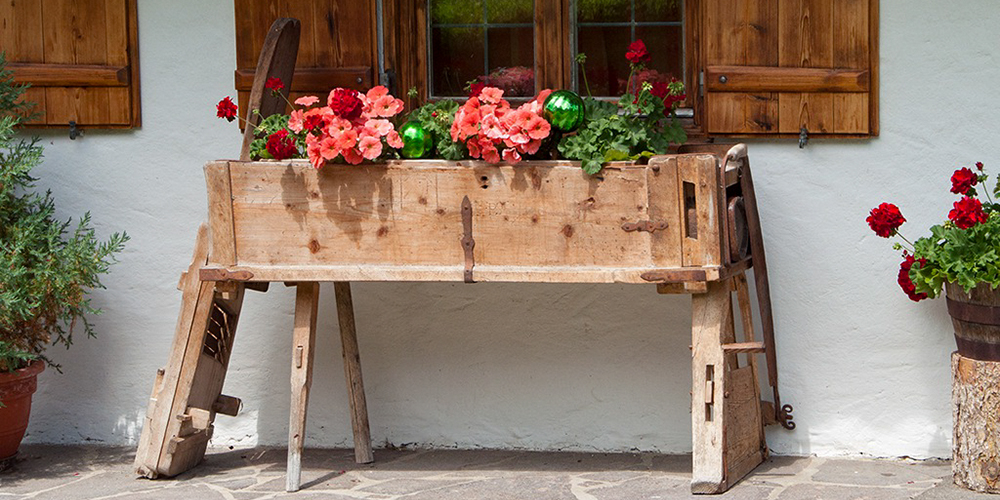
[0,56,127,372]
[558,88,686,175]
[910,213,1000,298]
[248,112,297,160]
[406,100,466,161]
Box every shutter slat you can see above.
[10,63,129,87]
[706,66,868,93]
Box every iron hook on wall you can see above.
[69,121,83,140]
[798,127,808,148]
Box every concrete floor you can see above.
[0,445,992,500]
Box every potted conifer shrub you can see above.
[0,58,127,465]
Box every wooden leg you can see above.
[691,279,731,494]
[334,282,374,464]
[691,277,766,494]
[287,282,319,492]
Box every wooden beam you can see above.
[9,63,129,87]
[705,66,869,93]
[235,67,373,92]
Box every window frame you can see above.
[386,0,703,136]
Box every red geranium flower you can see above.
[265,130,298,160]
[898,254,928,302]
[951,167,978,195]
[216,96,238,122]
[626,39,650,64]
[977,161,985,171]
[866,202,906,238]
[327,88,363,121]
[265,77,284,93]
[469,81,486,98]
[949,196,989,229]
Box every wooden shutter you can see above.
[234,0,377,121]
[0,0,140,128]
[701,0,878,137]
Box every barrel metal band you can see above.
[946,297,1000,326]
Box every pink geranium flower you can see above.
[480,87,504,105]
[364,119,393,137]
[502,148,521,163]
[358,135,383,160]
[342,147,364,165]
[287,109,306,133]
[525,116,550,140]
[386,131,404,149]
[374,95,404,117]
[295,95,320,107]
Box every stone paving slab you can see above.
[0,445,993,500]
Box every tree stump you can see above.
[953,352,1000,492]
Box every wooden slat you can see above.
[721,341,765,354]
[690,279,731,493]
[868,0,879,136]
[234,67,372,92]
[0,0,46,123]
[8,63,129,87]
[196,264,731,285]
[724,365,766,484]
[239,18,301,160]
[706,66,868,93]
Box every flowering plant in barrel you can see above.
[867,162,1000,359]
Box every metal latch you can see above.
[461,196,475,283]
[621,220,669,233]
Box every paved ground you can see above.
[0,445,993,499]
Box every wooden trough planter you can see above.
[135,18,791,495]
[135,147,793,494]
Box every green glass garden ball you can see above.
[543,90,585,132]
[399,122,434,159]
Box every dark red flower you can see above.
[327,88,363,121]
[216,96,238,122]
[977,161,985,171]
[866,202,906,238]
[951,167,978,195]
[469,81,486,98]
[949,196,989,229]
[898,254,928,302]
[265,130,298,160]
[265,77,284,93]
[626,39,650,64]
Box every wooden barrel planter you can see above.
[946,282,1000,361]
[947,282,1000,492]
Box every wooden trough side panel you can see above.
[646,157,683,268]
[226,161,658,270]
[206,161,238,266]
[680,155,723,268]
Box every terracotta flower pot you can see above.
[946,282,1000,361]
[0,360,44,461]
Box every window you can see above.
[0,0,141,128]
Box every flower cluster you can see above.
[291,86,404,167]
[868,163,1000,301]
[450,86,552,164]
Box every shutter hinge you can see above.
[379,69,397,96]
[698,70,705,98]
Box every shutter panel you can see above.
[702,0,877,137]
[234,0,376,121]
[0,0,140,128]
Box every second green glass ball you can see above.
[398,122,434,159]
[543,90,585,132]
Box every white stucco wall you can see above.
[19,0,995,459]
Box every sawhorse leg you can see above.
[690,277,766,494]
[335,282,374,464]
[287,283,319,492]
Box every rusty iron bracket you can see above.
[778,403,795,430]
[200,267,254,282]
[461,196,475,283]
[621,220,669,233]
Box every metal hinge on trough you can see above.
[461,196,475,283]
[622,220,669,233]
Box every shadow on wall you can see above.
[245,280,698,452]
